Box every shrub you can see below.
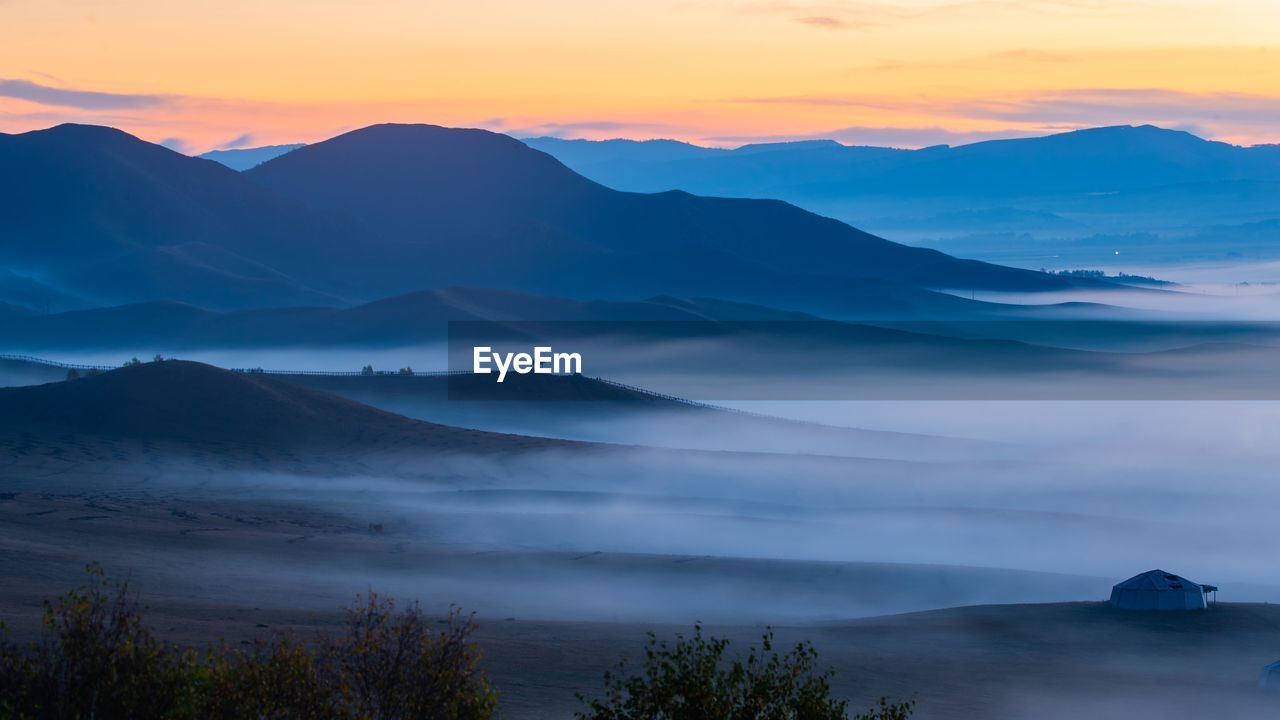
[65,368,80,381]
[200,634,335,720]
[0,568,496,720]
[324,594,496,720]
[576,624,912,720]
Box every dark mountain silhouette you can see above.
[0,124,359,309]
[0,360,564,452]
[247,123,1083,309]
[1,122,1094,317]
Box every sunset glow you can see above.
[2,0,1279,151]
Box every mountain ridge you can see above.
[2,122,1097,316]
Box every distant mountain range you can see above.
[0,285,1147,351]
[0,123,1093,317]
[524,127,1280,267]
[198,143,305,171]
[0,287,821,349]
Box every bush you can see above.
[201,634,335,720]
[0,563,203,719]
[576,624,912,720]
[0,567,496,720]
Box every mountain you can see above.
[527,126,1280,199]
[1,122,1093,317]
[0,288,827,349]
[524,135,912,197]
[0,360,562,453]
[0,124,358,309]
[525,126,1280,267]
[198,143,305,171]
[246,123,1090,307]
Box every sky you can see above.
[1,0,1278,153]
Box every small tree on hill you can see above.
[65,368,80,382]
[361,364,375,376]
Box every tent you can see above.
[1109,569,1209,611]
[1261,661,1280,690]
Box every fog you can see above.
[16,391,1270,625]
[6,297,1280,627]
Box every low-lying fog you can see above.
[7,283,1280,625]
[26,393,1269,624]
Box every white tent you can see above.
[1109,569,1209,611]
[1261,661,1280,690]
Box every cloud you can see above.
[794,15,859,28]
[723,87,1280,145]
[217,133,257,150]
[505,119,685,138]
[961,88,1280,127]
[158,137,192,154]
[705,125,1050,149]
[729,0,1125,31]
[0,78,172,110]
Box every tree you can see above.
[124,357,143,367]
[576,625,912,720]
[64,368,80,382]
[398,367,414,376]
[361,365,375,376]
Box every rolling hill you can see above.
[0,360,563,453]
[0,287,820,349]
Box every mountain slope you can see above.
[524,126,1280,267]
[0,125,357,309]
[2,122,1096,316]
[247,123,1091,302]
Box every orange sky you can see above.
[2,0,1278,152]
